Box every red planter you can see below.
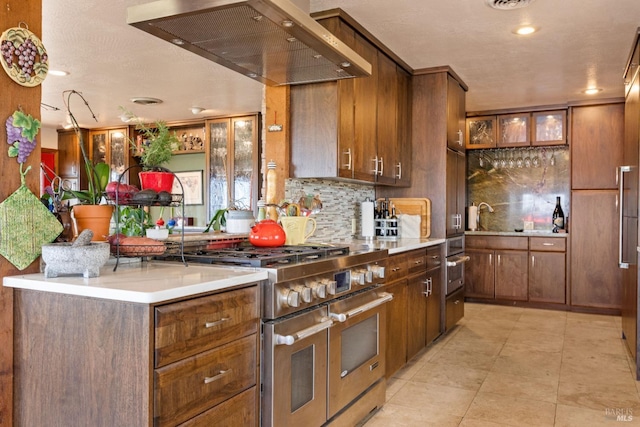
[139,171,175,193]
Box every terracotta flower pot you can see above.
[139,171,175,193]
[72,205,114,242]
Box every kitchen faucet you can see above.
[477,202,494,230]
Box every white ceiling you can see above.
[39,0,640,129]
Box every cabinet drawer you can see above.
[466,235,528,250]
[426,245,442,270]
[407,249,427,275]
[445,287,464,331]
[386,253,408,282]
[155,286,259,368]
[529,237,566,252]
[178,386,256,427]
[154,334,257,427]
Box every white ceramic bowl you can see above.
[145,228,169,240]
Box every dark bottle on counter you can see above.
[552,196,565,233]
[390,205,398,236]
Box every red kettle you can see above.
[249,219,286,247]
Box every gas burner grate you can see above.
[175,244,351,268]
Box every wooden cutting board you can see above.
[378,198,431,238]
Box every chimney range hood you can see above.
[127,0,372,86]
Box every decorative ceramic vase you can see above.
[72,205,114,242]
[139,171,175,193]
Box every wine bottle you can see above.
[552,196,565,233]
[390,204,398,236]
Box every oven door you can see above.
[262,306,332,427]
[327,289,393,419]
[446,254,470,295]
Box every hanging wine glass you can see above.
[516,149,523,168]
[508,148,515,169]
[532,148,540,167]
[479,150,484,167]
[524,147,531,168]
[492,149,500,169]
[549,148,556,166]
[541,148,548,167]
[500,150,507,169]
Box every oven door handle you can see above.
[329,292,393,323]
[446,255,470,267]
[274,318,334,346]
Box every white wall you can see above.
[41,126,58,149]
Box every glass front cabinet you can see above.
[207,114,261,216]
[88,127,130,183]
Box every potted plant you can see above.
[129,116,180,193]
[62,91,114,241]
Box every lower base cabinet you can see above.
[529,251,566,304]
[13,283,261,427]
[384,245,443,379]
[445,287,464,331]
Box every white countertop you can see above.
[3,262,268,304]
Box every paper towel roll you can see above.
[361,200,375,238]
[468,205,478,231]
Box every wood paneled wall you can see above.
[0,2,42,425]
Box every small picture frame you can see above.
[172,170,203,205]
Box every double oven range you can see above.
[168,244,391,426]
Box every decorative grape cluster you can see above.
[6,111,41,164]
[0,37,47,78]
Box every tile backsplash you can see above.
[284,179,375,241]
[467,146,570,232]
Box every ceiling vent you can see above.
[486,0,535,10]
[127,0,372,86]
[130,97,163,106]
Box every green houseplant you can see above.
[126,112,180,193]
[62,90,114,241]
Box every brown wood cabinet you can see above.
[532,110,567,146]
[446,149,466,236]
[89,127,132,183]
[57,128,89,191]
[466,236,528,301]
[290,13,411,186]
[466,116,497,149]
[570,102,624,311]
[12,284,260,426]
[571,103,624,190]
[529,237,566,304]
[570,191,621,309]
[447,76,466,153]
[384,245,442,377]
[497,113,530,148]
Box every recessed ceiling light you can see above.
[48,69,69,77]
[514,25,538,35]
[583,87,603,95]
[487,0,536,10]
[130,97,163,106]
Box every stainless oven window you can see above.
[291,346,315,411]
[341,315,378,377]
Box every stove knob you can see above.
[294,285,313,303]
[312,283,327,299]
[351,271,365,286]
[282,290,300,308]
[369,265,386,279]
[364,270,373,283]
[325,280,337,295]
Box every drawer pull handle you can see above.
[205,317,230,328]
[414,260,423,265]
[204,369,230,384]
[542,243,554,246]
[391,267,400,272]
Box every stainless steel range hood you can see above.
[127,0,372,86]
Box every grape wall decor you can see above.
[0,23,48,87]
[0,109,62,270]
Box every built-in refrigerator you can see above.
[621,27,640,380]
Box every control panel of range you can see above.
[263,262,386,319]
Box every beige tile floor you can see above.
[366,303,640,426]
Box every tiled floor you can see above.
[366,303,640,426]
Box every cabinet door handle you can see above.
[542,243,554,246]
[497,254,501,266]
[371,156,379,175]
[205,317,231,328]
[531,255,535,269]
[342,149,352,170]
[457,130,463,146]
[396,162,402,179]
[379,156,384,176]
[489,253,492,266]
[204,369,230,384]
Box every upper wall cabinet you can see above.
[290,11,412,186]
[467,109,567,150]
[466,116,497,149]
[89,127,131,183]
[532,110,566,146]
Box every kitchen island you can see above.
[4,262,267,427]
